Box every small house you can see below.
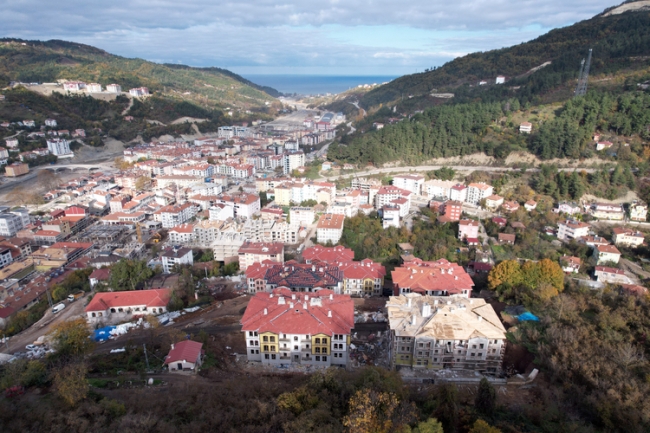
[164,340,204,373]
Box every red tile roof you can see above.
[392,258,474,295]
[238,241,284,256]
[164,340,203,364]
[85,289,172,312]
[303,245,354,263]
[241,288,354,335]
[596,245,621,254]
[89,268,111,281]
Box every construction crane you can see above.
[575,49,593,97]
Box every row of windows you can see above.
[314,338,328,344]
[262,336,276,343]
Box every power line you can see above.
[575,49,593,97]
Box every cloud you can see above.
[0,0,616,74]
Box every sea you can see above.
[243,74,398,96]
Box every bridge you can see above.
[35,163,116,173]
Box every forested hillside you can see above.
[0,39,279,110]
[360,5,650,109]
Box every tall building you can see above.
[46,138,73,156]
[387,293,507,371]
[316,213,345,244]
[241,288,354,367]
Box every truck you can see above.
[67,291,85,302]
[52,303,66,314]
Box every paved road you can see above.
[323,164,601,181]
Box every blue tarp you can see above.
[518,312,540,322]
[93,326,116,341]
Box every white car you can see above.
[25,344,36,351]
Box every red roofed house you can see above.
[498,233,516,245]
[303,245,354,264]
[245,260,343,294]
[164,340,204,373]
[594,266,630,285]
[391,258,474,297]
[502,201,520,213]
[241,288,354,366]
[593,244,621,265]
[85,288,172,323]
[89,268,111,289]
[612,227,644,248]
[560,256,581,274]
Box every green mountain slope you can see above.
[0,38,279,109]
[360,2,650,109]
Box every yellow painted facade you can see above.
[260,332,278,353]
[311,333,330,355]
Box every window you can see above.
[294,336,298,341]
[315,347,321,354]
[322,338,328,344]
[322,356,327,362]
[271,354,276,360]
[263,345,269,351]
[250,349,254,354]
[264,354,269,359]
[322,348,327,354]
[283,334,287,339]
[315,356,321,361]
[315,338,321,344]
[269,336,275,342]
[471,353,475,357]
[254,332,258,336]
[434,358,438,362]
[263,336,268,342]
[283,344,287,348]
[480,344,484,349]
[294,345,298,350]
[249,332,254,337]
[255,341,258,346]
[418,343,424,348]
[249,340,254,346]
[472,345,477,349]
[256,350,259,354]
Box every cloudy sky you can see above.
[0,0,617,76]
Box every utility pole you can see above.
[143,343,150,370]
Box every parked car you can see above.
[52,303,65,314]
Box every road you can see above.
[323,164,601,181]
[2,297,87,354]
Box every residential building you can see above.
[168,224,196,244]
[496,75,506,84]
[560,256,581,273]
[45,118,58,127]
[47,138,73,157]
[246,260,344,294]
[519,122,532,133]
[238,241,284,271]
[458,219,479,241]
[5,163,29,177]
[449,184,467,202]
[593,244,621,265]
[106,84,122,93]
[165,340,204,373]
[87,83,102,93]
[302,245,355,264]
[393,174,425,195]
[89,268,110,289]
[612,227,644,248]
[215,194,260,220]
[596,141,613,151]
[524,200,537,211]
[63,81,86,92]
[392,258,474,297]
[381,205,401,228]
[629,201,647,221]
[241,288,354,366]
[160,247,194,273]
[422,179,456,200]
[555,201,581,215]
[375,186,411,213]
[484,195,504,210]
[557,220,590,241]
[337,259,386,296]
[594,266,630,285]
[466,183,494,206]
[437,200,463,223]
[386,293,506,371]
[591,203,625,220]
[5,138,19,148]
[85,288,171,322]
[498,233,515,245]
[0,207,30,237]
[289,207,315,226]
[502,201,520,213]
[283,151,305,175]
[316,214,345,244]
[154,203,197,228]
[129,87,150,97]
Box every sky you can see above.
[0,0,619,76]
